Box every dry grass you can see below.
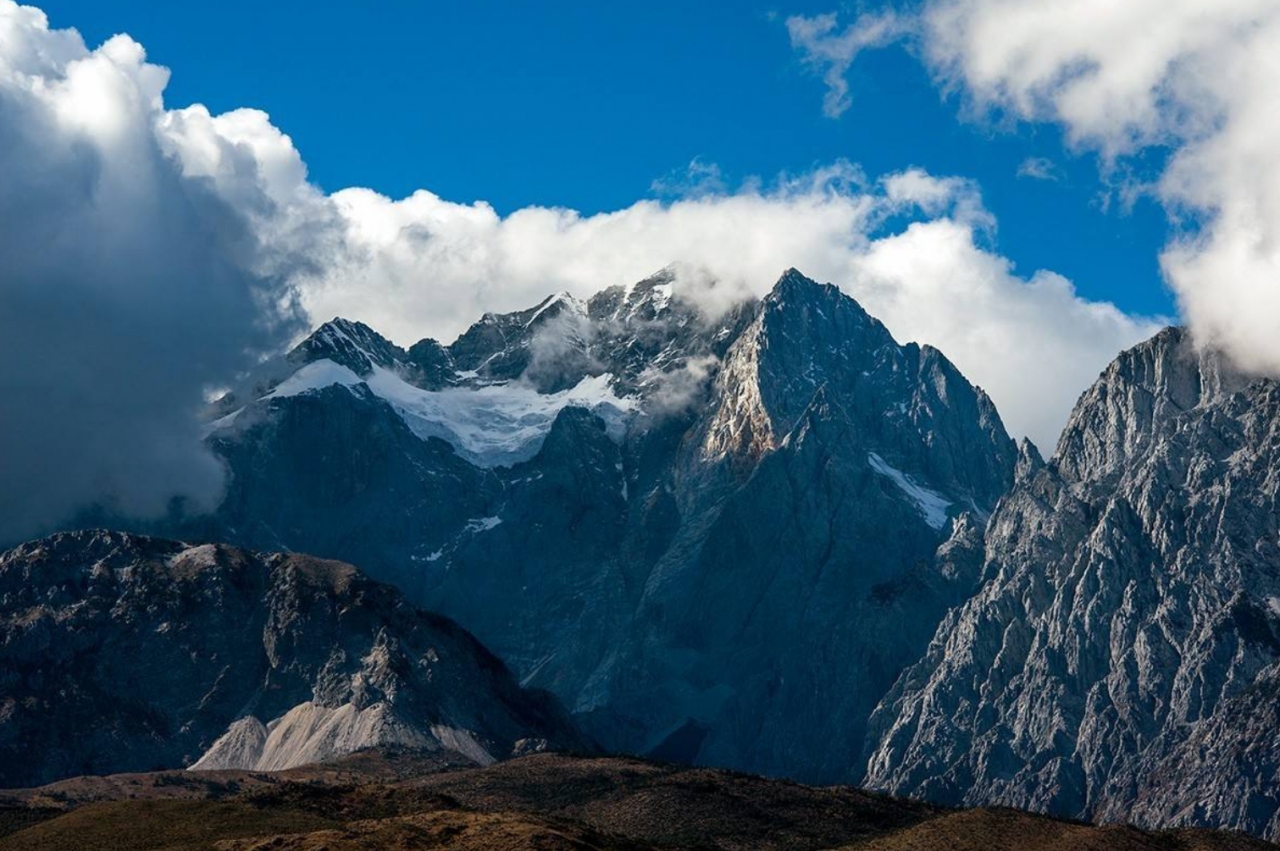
[0,752,1273,851]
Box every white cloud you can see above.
[915,0,1280,376]
[1016,156,1062,182]
[650,158,729,199]
[293,162,1158,451]
[786,11,906,118]
[882,168,995,233]
[0,2,305,542]
[0,0,1164,543]
[850,218,1161,450]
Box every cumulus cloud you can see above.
[786,11,906,118]
[0,0,1163,543]
[0,2,305,543]
[882,168,995,233]
[849,217,1161,450]
[797,0,1280,376]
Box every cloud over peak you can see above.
[0,1,1162,540]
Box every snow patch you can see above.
[650,282,673,313]
[464,516,503,534]
[261,359,638,467]
[867,452,952,530]
[266,360,363,399]
[200,407,244,438]
[525,292,583,327]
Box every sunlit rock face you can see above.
[177,267,1018,785]
[0,530,585,787]
[865,326,1280,839]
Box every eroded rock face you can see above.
[0,530,585,787]
[589,271,1017,781]
[170,268,1018,785]
[865,327,1280,838]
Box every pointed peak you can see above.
[631,265,678,291]
[773,267,813,289]
[1015,437,1045,481]
[291,317,404,375]
[767,268,842,304]
[525,291,587,328]
[761,269,879,334]
[307,317,388,348]
[320,316,364,331]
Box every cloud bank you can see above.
[294,164,1159,451]
[0,1,1161,541]
[0,3,305,543]
[794,0,1280,378]
[923,0,1280,375]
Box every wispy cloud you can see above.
[650,158,729,199]
[1016,156,1063,182]
[786,11,907,118]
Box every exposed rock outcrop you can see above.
[865,327,1280,839]
[0,530,585,787]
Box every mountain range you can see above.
[185,267,1018,785]
[7,268,1280,842]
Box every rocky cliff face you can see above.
[0,530,584,788]
[177,268,1018,785]
[864,327,1280,839]
[590,271,1016,781]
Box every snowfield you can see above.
[223,358,639,467]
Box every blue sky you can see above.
[40,0,1173,318]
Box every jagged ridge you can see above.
[864,327,1280,840]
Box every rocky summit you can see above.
[864,326,1280,839]
[0,530,585,788]
[180,267,1018,786]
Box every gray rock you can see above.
[173,268,1017,786]
[865,326,1280,839]
[0,529,585,787]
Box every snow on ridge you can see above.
[266,359,364,399]
[651,282,673,313]
[251,359,638,468]
[867,451,952,530]
[525,291,584,327]
[200,407,244,438]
